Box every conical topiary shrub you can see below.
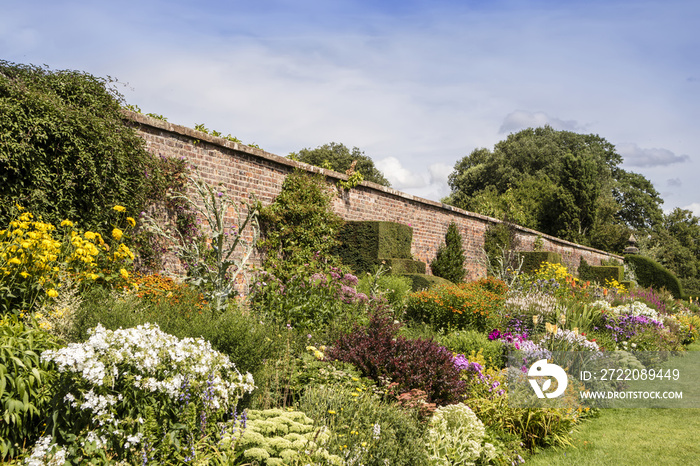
[430,221,466,283]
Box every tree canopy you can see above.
[289,142,391,187]
[640,208,700,295]
[444,126,663,252]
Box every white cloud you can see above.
[499,111,583,134]
[667,178,682,187]
[618,143,690,168]
[376,157,426,189]
[683,203,700,217]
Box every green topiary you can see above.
[578,258,624,284]
[334,221,425,275]
[625,254,683,298]
[430,222,466,283]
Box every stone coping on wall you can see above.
[123,109,623,262]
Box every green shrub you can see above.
[437,330,505,369]
[298,386,429,466]
[430,221,466,283]
[468,394,580,452]
[402,273,453,291]
[625,254,683,298]
[406,280,506,332]
[249,266,371,330]
[0,315,59,460]
[518,251,563,274]
[258,170,344,280]
[357,271,413,311]
[0,61,159,233]
[578,259,624,284]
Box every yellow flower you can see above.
[8,257,21,265]
[126,217,136,227]
[327,410,336,414]
[46,288,59,298]
[112,228,123,241]
[113,205,126,212]
[60,220,74,227]
[84,231,96,240]
[20,271,30,278]
[88,273,99,280]
[120,268,129,280]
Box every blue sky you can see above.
[3,0,699,215]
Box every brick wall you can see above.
[125,111,622,284]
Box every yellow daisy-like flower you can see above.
[84,231,96,240]
[113,205,126,212]
[126,217,136,227]
[88,273,99,280]
[112,228,123,241]
[20,271,30,278]
[46,288,59,298]
[60,220,74,227]
[8,257,21,265]
[120,268,129,280]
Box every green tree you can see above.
[445,125,663,250]
[0,61,160,231]
[289,142,391,187]
[430,221,466,283]
[640,208,700,294]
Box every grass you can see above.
[525,340,700,465]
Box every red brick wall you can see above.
[126,111,622,283]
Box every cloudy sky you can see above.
[3,0,699,215]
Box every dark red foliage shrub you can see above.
[326,311,466,406]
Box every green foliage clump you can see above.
[430,222,466,283]
[402,273,453,291]
[258,170,344,280]
[519,251,563,275]
[426,403,497,465]
[0,315,59,460]
[0,61,160,232]
[357,268,413,311]
[298,386,429,466]
[406,279,507,332]
[222,408,342,465]
[625,254,683,298]
[437,330,505,369]
[289,142,391,187]
[250,266,371,330]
